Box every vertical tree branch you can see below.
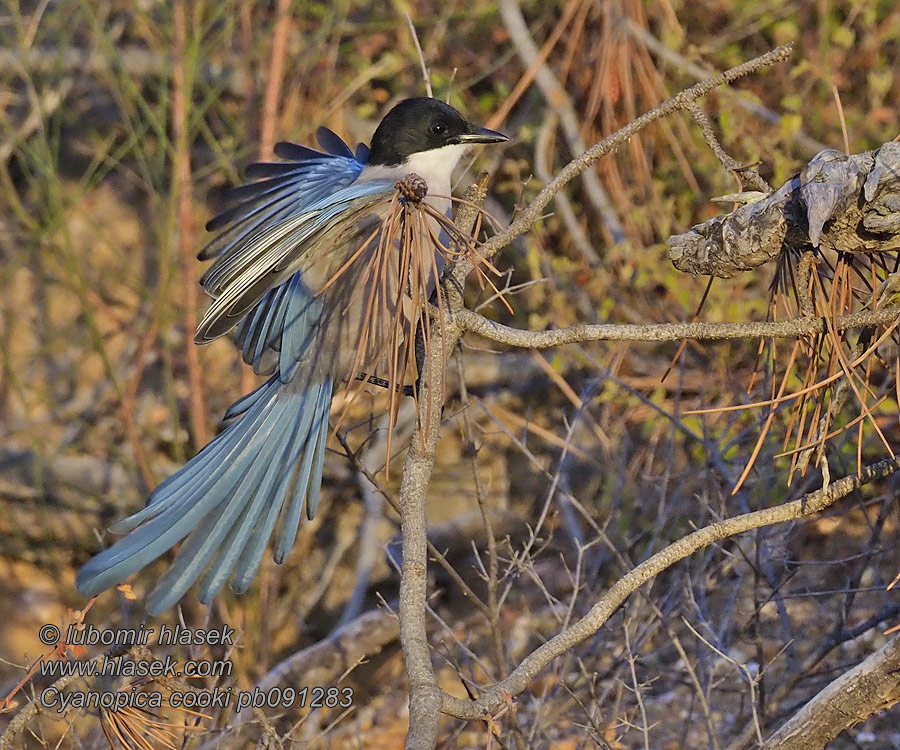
[398,376,443,748]
[400,316,459,750]
[172,0,208,446]
[401,180,489,748]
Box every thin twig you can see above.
[452,43,793,289]
[406,14,433,99]
[626,22,824,157]
[457,304,900,348]
[686,101,770,192]
[441,456,900,719]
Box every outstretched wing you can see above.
[199,128,375,380]
[196,179,396,345]
[201,127,368,262]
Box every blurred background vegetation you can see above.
[1,0,899,747]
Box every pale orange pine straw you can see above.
[695,253,899,493]
[731,340,801,494]
[774,396,889,459]
[811,264,894,457]
[100,677,209,750]
[312,181,508,477]
[685,318,900,415]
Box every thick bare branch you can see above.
[669,142,900,278]
[761,634,900,750]
[400,318,455,750]
[400,178,491,748]
[256,608,399,693]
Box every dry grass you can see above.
[1,0,899,748]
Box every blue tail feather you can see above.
[76,395,282,594]
[275,380,331,563]
[228,383,330,595]
[194,380,327,603]
[235,283,283,372]
[246,284,289,373]
[142,402,298,613]
[223,375,274,421]
[233,272,321,381]
[279,274,319,382]
[302,386,330,520]
[109,392,277,531]
[75,375,333,614]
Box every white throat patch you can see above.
[401,143,470,198]
[357,143,471,217]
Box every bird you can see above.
[75,97,508,614]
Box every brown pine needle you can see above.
[888,569,900,591]
[775,396,888,458]
[99,679,208,750]
[812,268,894,457]
[686,319,900,415]
[731,340,801,495]
[662,276,714,384]
[308,179,503,479]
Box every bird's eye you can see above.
[430,122,446,135]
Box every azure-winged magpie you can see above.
[76,97,507,614]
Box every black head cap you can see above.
[367,97,508,167]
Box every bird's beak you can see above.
[458,125,509,145]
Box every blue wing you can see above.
[201,127,368,377]
[201,127,367,261]
[76,129,375,611]
[195,179,397,360]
